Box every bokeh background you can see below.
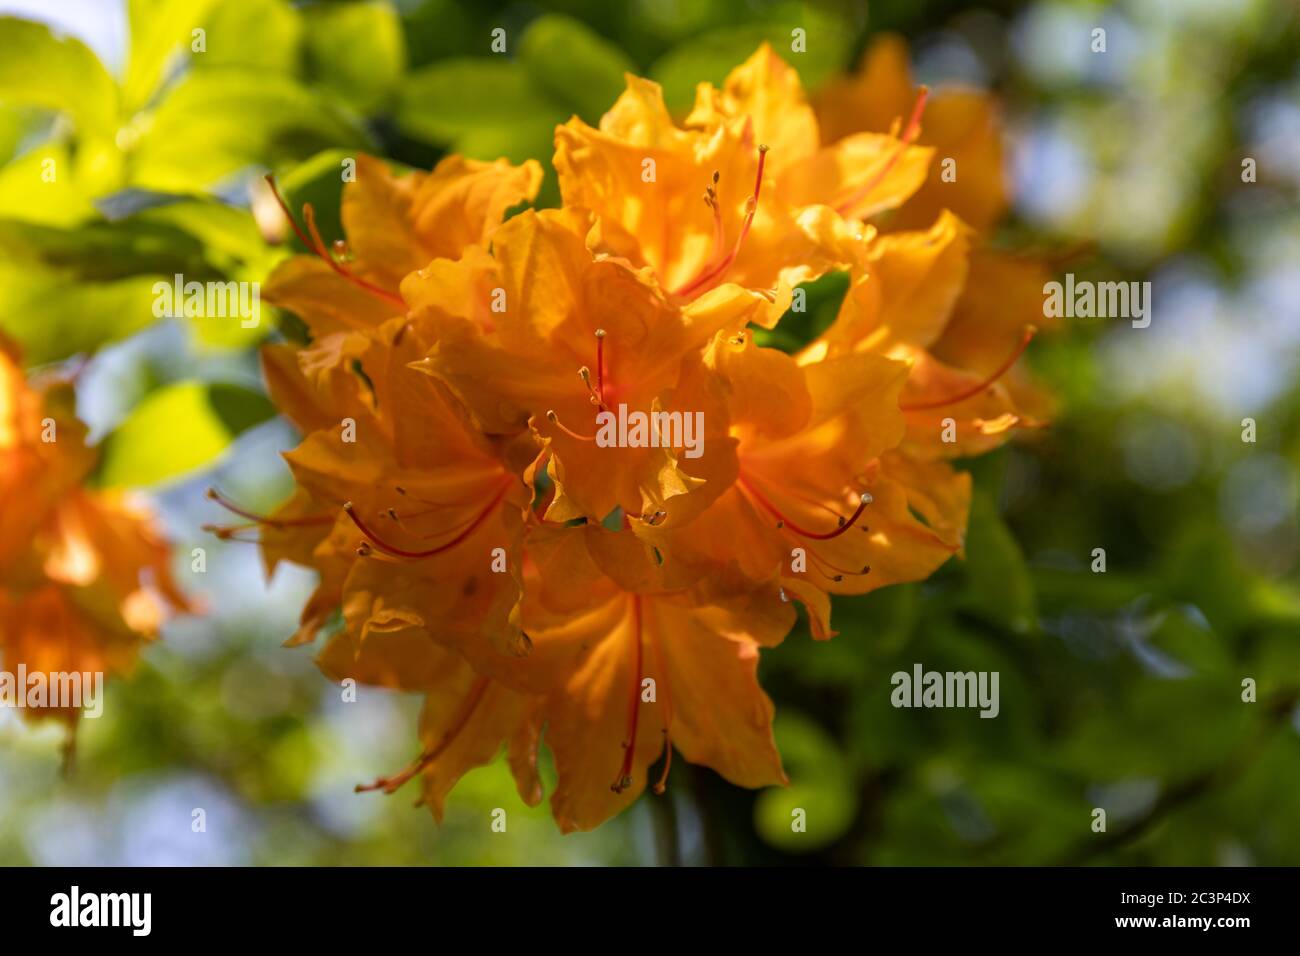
[1,0,1298,865]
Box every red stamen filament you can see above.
[805,547,871,583]
[835,86,929,217]
[673,144,769,298]
[343,482,510,559]
[650,617,675,795]
[357,676,491,795]
[200,523,262,544]
[899,326,1037,412]
[205,488,334,529]
[263,174,405,310]
[594,328,608,405]
[389,504,485,542]
[733,479,873,584]
[750,476,852,523]
[737,476,871,541]
[392,483,493,510]
[612,595,644,794]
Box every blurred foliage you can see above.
[1,0,1298,867]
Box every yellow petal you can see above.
[686,43,819,174]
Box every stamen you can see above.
[673,144,769,298]
[577,367,602,408]
[545,409,596,442]
[755,479,858,523]
[200,523,261,544]
[623,507,667,530]
[650,613,675,796]
[594,329,607,406]
[737,477,872,541]
[388,483,489,511]
[356,676,491,795]
[627,509,667,527]
[611,595,643,794]
[899,326,1036,412]
[341,482,509,560]
[389,505,486,542]
[263,174,405,310]
[834,86,929,217]
[205,488,333,529]
[805,548,872,582]
[703,170,724,263]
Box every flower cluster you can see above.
[224,40,1051,831]
[0,335,190,731]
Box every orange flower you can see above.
[814,34,1007,233]
[402,205,740,525]
[262,153,543,375]
[322,523,792,833]
[811,35,1058,433]
[685,44,934,226]
[211,320,534,659]
[240,43,1054,831]
[798,211,1040,460]
[676,42,1050,471]
[634,329,966,639]
[552,55,921,325]
[513,525,791,832]
[0,337,190,727]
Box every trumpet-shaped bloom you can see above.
[262,153,543,375]
[403,206,741,525]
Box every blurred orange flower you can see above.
[0,336,190,730]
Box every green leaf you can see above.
[129,70,371,193]
[0,217,211,281]
[400,0,479,70]
[0,17,118,138]
[123,0,220,113]
[303,0,405,113]
[0,264,159,365]
[198,0,302,75]
[0,142,99,226]
[396,58,558,165]
[961,491,1037,634]
[0,197,276,281]
[0,106,38,165]
[518,14,634,123]
[98,380,274,488]
[756,269,849,353]
[135,199,280,279]
[753,712,855,852]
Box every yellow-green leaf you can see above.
[0,17,118,137]
[98,381,274,488]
